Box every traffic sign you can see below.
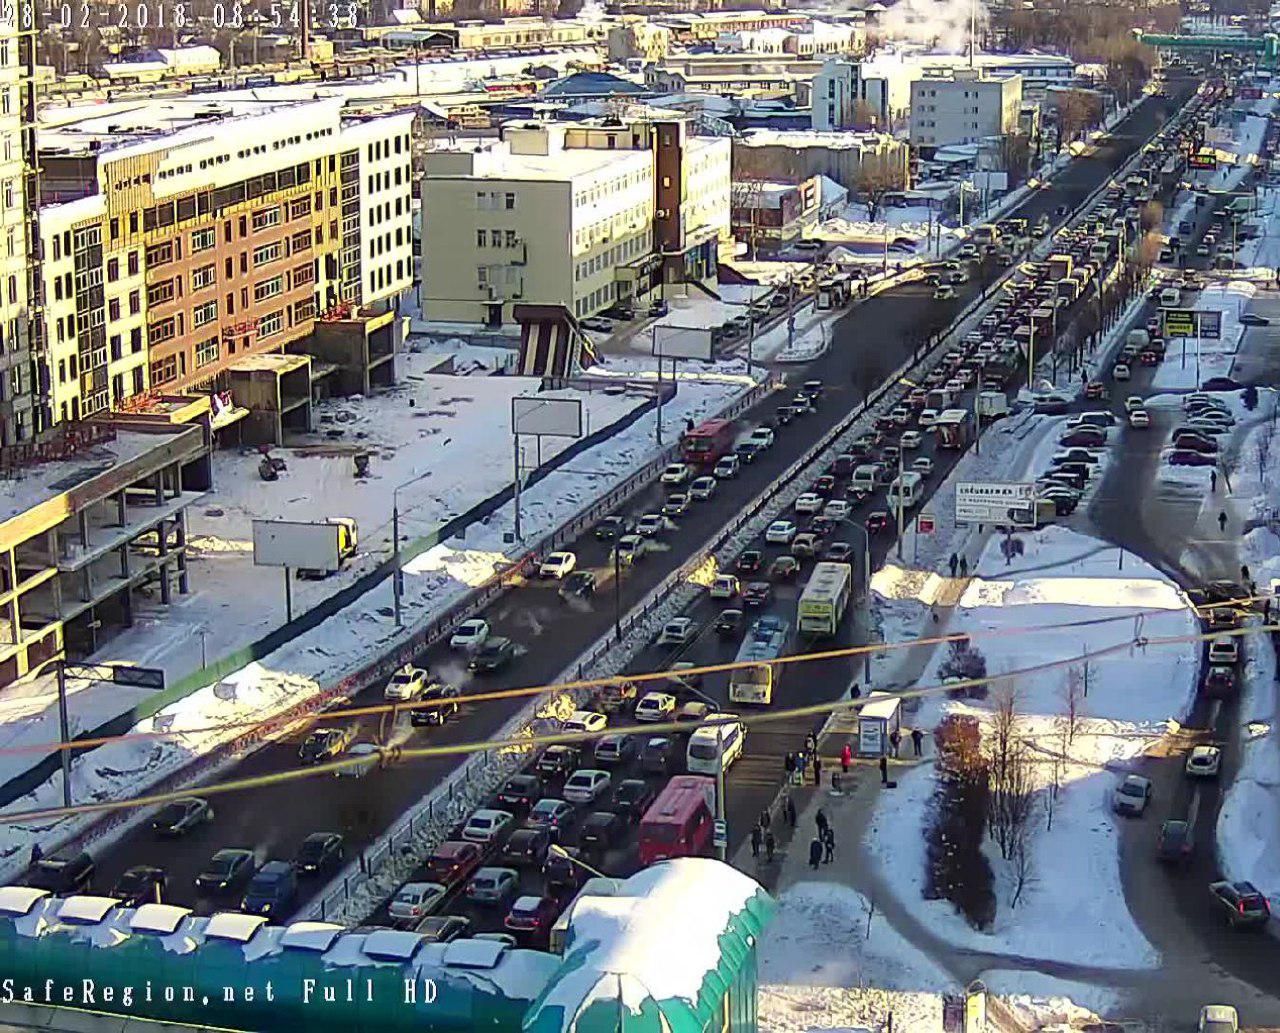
[1189,151,1218,170]
[713,819,727,849]
[918,512,936,534]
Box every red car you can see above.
[866,511,890,533]
[1140,351,1160,367]
[504,894,562,941]
[424,841,484,888]
[1204,665,1236,698]
[812,475,837,497]
[1085,381,1106,399]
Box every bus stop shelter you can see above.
[856,692,902,758]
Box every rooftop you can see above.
[738,128,898,150]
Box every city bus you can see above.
[680,418,736,465]
[728,615,790,704]
[797,561,853,637]
[637,774,716,865]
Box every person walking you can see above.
[1211,469,1219,492]
[784,752,795,780]
[889,729,901,757]
[840,742,852,773]
[784,795,797,827]
[949,552,959,577]
[815,808,829,838]
[809,837,823,869]
[805,731,818,756]
[812,752,823,786]
[959,555,969,577]
[759,808,771,833]
[879,753,889,785]
[28,842,42,869]
[1219,510,1229,534]
[765,829,776,862]
[750,825,763,858]
[823,827,835,864]
[1242,564,1251,585]
[911,727,924,756]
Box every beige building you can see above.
[909,68,1024,150]
[607,19,674,63]
[421,120,730,327]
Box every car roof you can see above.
[433,841,476,857]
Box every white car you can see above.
[539,551,577,579]
[713,455,740,479]
[709,574,740,600]
[1124,395,1145,413]
[562,710,608,735]
[1129,409,1151,429]
[900,430,923,450]
[450,618,490,652]
[635,514,666,537]
[689,476,717,500]
[912,457,934,476]
[385,665,428,702]
[337,742,384,778]
[822,499,851,521]
[1185,745,1222,778]
[562,768,611,804]
[635,691,677,722]
[388,881,448,923]
[1113,362,1131,381]
[461,808,514,844]
[1111,773,1152,816]
[613,535,647,565]
[661,463,690,485]
[658,617,696,645]
[765,520,798,545]
[1208,636,1239,664]
[918,408,939,428]
[1199,1005,1239,1033]
[747,427,775,450]
[794,492,824,515]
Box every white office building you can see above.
[909,68,1023,149]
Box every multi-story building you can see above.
[909,68,1023,150]
[421,119,730,326]
[732,129,909,194]
[646,55,823,102]
[36,98,415,418]
[812,58,890,131]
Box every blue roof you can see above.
[541,72,647,98]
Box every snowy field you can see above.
[1149,280,1254,391]
[865,525,1199,974]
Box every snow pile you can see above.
[760,985,942,1033]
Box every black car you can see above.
[295,833,345,876]
[500,827,552,868]
[28,850,94,895]
[733,442,759,464]
[470,637,516,673]
[714,608,745,638]
[1156,820,1194,866]
[543,847,586,894]
[414,915,473,942]
[830,453,857,477]
[241,860,298,917]
[195,848,256,896]
[612,779,657,822]
[536,745,580,779]
[560,571,597,599]
[578,811,625,855]
[1209,880,1271,928]
[639,736,678,775]
[812,475,836,497]
[151,797,214,837]
[742,581,773,608]
[1240,313,1271,326]
[736,550,764,574]
[768,556,800,581]
[496,774,545,813]
[775,406,795,426]
[824,541,855,562]
[594,733,638,766]
[649,299,669,318]
[594,516,627,541]
[409,682,462,727]
[111,865,167,906]
[1201,377,1243,391]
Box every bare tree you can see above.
[986,685,1038,862]
[997,133,1032,187]
[1044,724,1067,832]
[1257,420,1275,492]
[1058,663,1087,750]
[731,179,767,262]
[1009,822,1034,909]
[856,164,906,223]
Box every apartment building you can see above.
[646,55,823,103]
[909,68,1023,150]
[36,98,415,420]
[421,119,730,327]
[812,59,890,131]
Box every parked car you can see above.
[1198,1005,1240,1033]
[111,865,167,907]
[1111,774,1152,816]
[611,778,657,822]
[496,774,545,813]
[1209,880,1271,928]
[151,797,214,837]
[594,734,638,766]
[1186,745,1222,778]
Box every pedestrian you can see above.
[823,827,835,864]
[879,753,889,785]
[750,825,763,858]
[890,729,901,757]
[1265,597,1273,623]
[785,795,797,826]
[931,605,939,623]
[809,837,823,869]
[959,556,969,577]
[759,807,771,832]
[805,731,818,755]
[765,829,776,862]
[949,552,959,577]
[815,807,829,837]
[793,750,806,783]
[813,752,823,785]
[1242,564,1252,584]
[911,727,924,756]
[1211,469,1219,492]
[840,742,852,773]
[1219,510,1229,534]
[28,842,41,869]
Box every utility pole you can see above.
[613,546,623,641]
[392,500,402,626]
[512,435,523,539]
[895,448,905,561]
[715,733,727,861]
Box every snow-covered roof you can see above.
[522,858,773,1033]
[361,929,427,962]
[280,922,344,953]
[819,175,849,206]
[203,911,267,944]
[0,886,48,917]
[129,904,191,936]
[739,128,896,150]
[56,896,118,926]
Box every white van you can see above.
[686,717,746,774]
[851,464,880,491]
[1160,287,1181,308]
[887,471,924,509]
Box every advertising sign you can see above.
[252,520,342,572]
[1162,309,1197,337]
[955,482,1035,524]
[1188,151,1218,170]
[918,512,936,534]
[858,716,884,757]
[1199,309,1223,340]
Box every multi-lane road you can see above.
[85,84,1194,928]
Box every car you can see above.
[1156,819,1195,866]
[240,860,298,917]
[293,832,344,876]
[1198,1005,1239,1033]
[593,679,636,716]
[151,797,214,837]
[713,454,740,478]
[504,894,562,940]
[934,284,957,300]
[409,682,462,727]
[747,428,775,452]
[496,773,545,812]
[635,513,666,537]
[469,637,516,672]
[1169,448,1217,466]
[791,393,815,415]
[594,516,627,541]
[461,808,514,844]
[423,841,484,887]
[661,463,690,486]
[562,769,611,804]
[1209,880,1271,928]
[385,664,429,702]
[1240,313,1271,326]
[1196,242,1211,256]
[649,299,669,317]
[525,798,576,838]
[775,405,795,426]
[1207,606,1242,632]
[111,865,167,907]
[1208,636,1239,664]
[1113,362,1131,381]
[689,476,717,500]
[450,618,490,652]
[1204,665,1236,698]
[194,848,256,896]
[823,499,851,521]
[812,475,837,496]
[582,317,613,333]
[299,727,353,765]
[736,550,764,574]
[1111,773,1152,816]
[866,511,890,534]
[824,541,855,562]
[635,691,677,722]
[765,520,797,544]
[560,570,597,600]
[612,534,648,566]
[1061,429,1106,448]
[1202,377,1243,391]
[413,915,472,943]
[500,827,552,868]
[611,778,657,822]
[658,616,696,645]
[794,492,824,515]
[466,867,520,906]
[1084,381,1106,400]
[1173,432,1218,453]
[707,573,739,601]
[791,532,822,558]
[386,875,448,926]
[714,608,745,638]
[562,710,608,736]
[741,581,773,608]
[912,457,934,476]
[539,551,577,579]
[676,701,714,726]
[768,555,800,581]
[639,736,678,775]
[1186,745,1222,778]
[1123,395,1145,414]
[1129,409,1151,429]
[661,493,690,518]
[594,733,637,765]
[900,430,923,450]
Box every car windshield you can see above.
[689,741,719,761]
[618,783,644,801]
[207,853,241,875]
[157,803,187,824]
[531,801,559,817]
[1119,782,1145,798]
[299,840,328,861]
[115,871,151,892]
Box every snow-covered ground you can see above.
[865,525,1199,973]
[1150,280,1254,391]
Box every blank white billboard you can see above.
[252,520,342,571]
[653,324,714,361]
[511,396,583,437]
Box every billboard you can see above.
[652,324,714,361]
[956,482,1036,525]
[1163,309,1221,338]
[252,520,343,572]
[1199,309,1222,340]
[1188,151,1217,170]
[511,396,584,437]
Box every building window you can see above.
[476,230,486,248]
[196,335,220,368]
[129,291,141,315]
[290,229,311,253]
[149,318,176,345]
[289,197,312,220]
[192,264,216,290]
[252,205,281,231]
[149,354,178,385]
[504,192,516,210]
[128,251,139,276]
[254,275,283,302]
[293,261,315,287]
[193,300,218,328]
[108,298,120,320]
[107,257,119,279]
[253,241,282,266]
[146,242,173,267]
[258,309,283,338]
[191,227,216,252]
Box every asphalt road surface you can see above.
[84,85,1194,926]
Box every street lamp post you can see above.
[895,448,905,562]
[613,545,623,642]
[715,733,727,861]
[392,472,434,627]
